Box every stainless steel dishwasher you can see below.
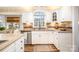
[26,31,32,44]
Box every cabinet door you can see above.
[2,43,16,52]
[53,32,58,48]
[15,37,24,52]
[61,7,72,21]
[58,33,72,52]
[48,32,56,44]
[32,31,39,44]
[39,32,49,44]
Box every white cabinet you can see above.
[32,31,40,44]
[32,31,72,51]
[32,31,57,44]
[22,13,33,23]
[49,31,72,52]
[32,31,51,44]
[51,7,72,22]
[50,32,58,47]
[60,7,72,21]
[47,31,55,44]
[39,32,49,44]
[45,12,52,23]
[15,37,24,52]
[2,36,24,52]
[57,32,72,52]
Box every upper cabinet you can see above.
[22,12,33,23]
[60,6,72,21]
[43,10,52,23]
[21,6,72,29]
[51,6,72,22]
[51,8,63,22]
[52,12,57,21]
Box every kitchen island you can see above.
[0,33,24,52]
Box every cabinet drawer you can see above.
[15,37,24,52]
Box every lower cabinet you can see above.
[48,32,58,45]
[15,37,24,52]
[32,31,58,44]
[2,37,24,52]
[32,31,72,52]
[32,31,51,44]
[57,32,72,52]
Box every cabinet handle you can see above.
[21,41,23,43]
[20,47,23,49]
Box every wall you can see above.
[72,6,79,52]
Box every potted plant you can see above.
[0,27,6,31]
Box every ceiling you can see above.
[0,6,61,14]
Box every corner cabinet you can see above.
[57,32,72,52]
[2,36,24,52]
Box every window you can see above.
[34,12,45,29]
[0,15,5,27]
[0,22,3,26]
[52,12,57,21]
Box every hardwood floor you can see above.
[24,44,60,52]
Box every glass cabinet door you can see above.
[52,12,57,21]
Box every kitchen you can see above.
[0,6,77,52]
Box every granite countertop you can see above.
[57,31,72,33]
[0,33,24,51]
[21,28,72,33]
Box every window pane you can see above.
[34,11,45,28]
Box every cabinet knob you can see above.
[21,41,23,43]
[20,47,23,49]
